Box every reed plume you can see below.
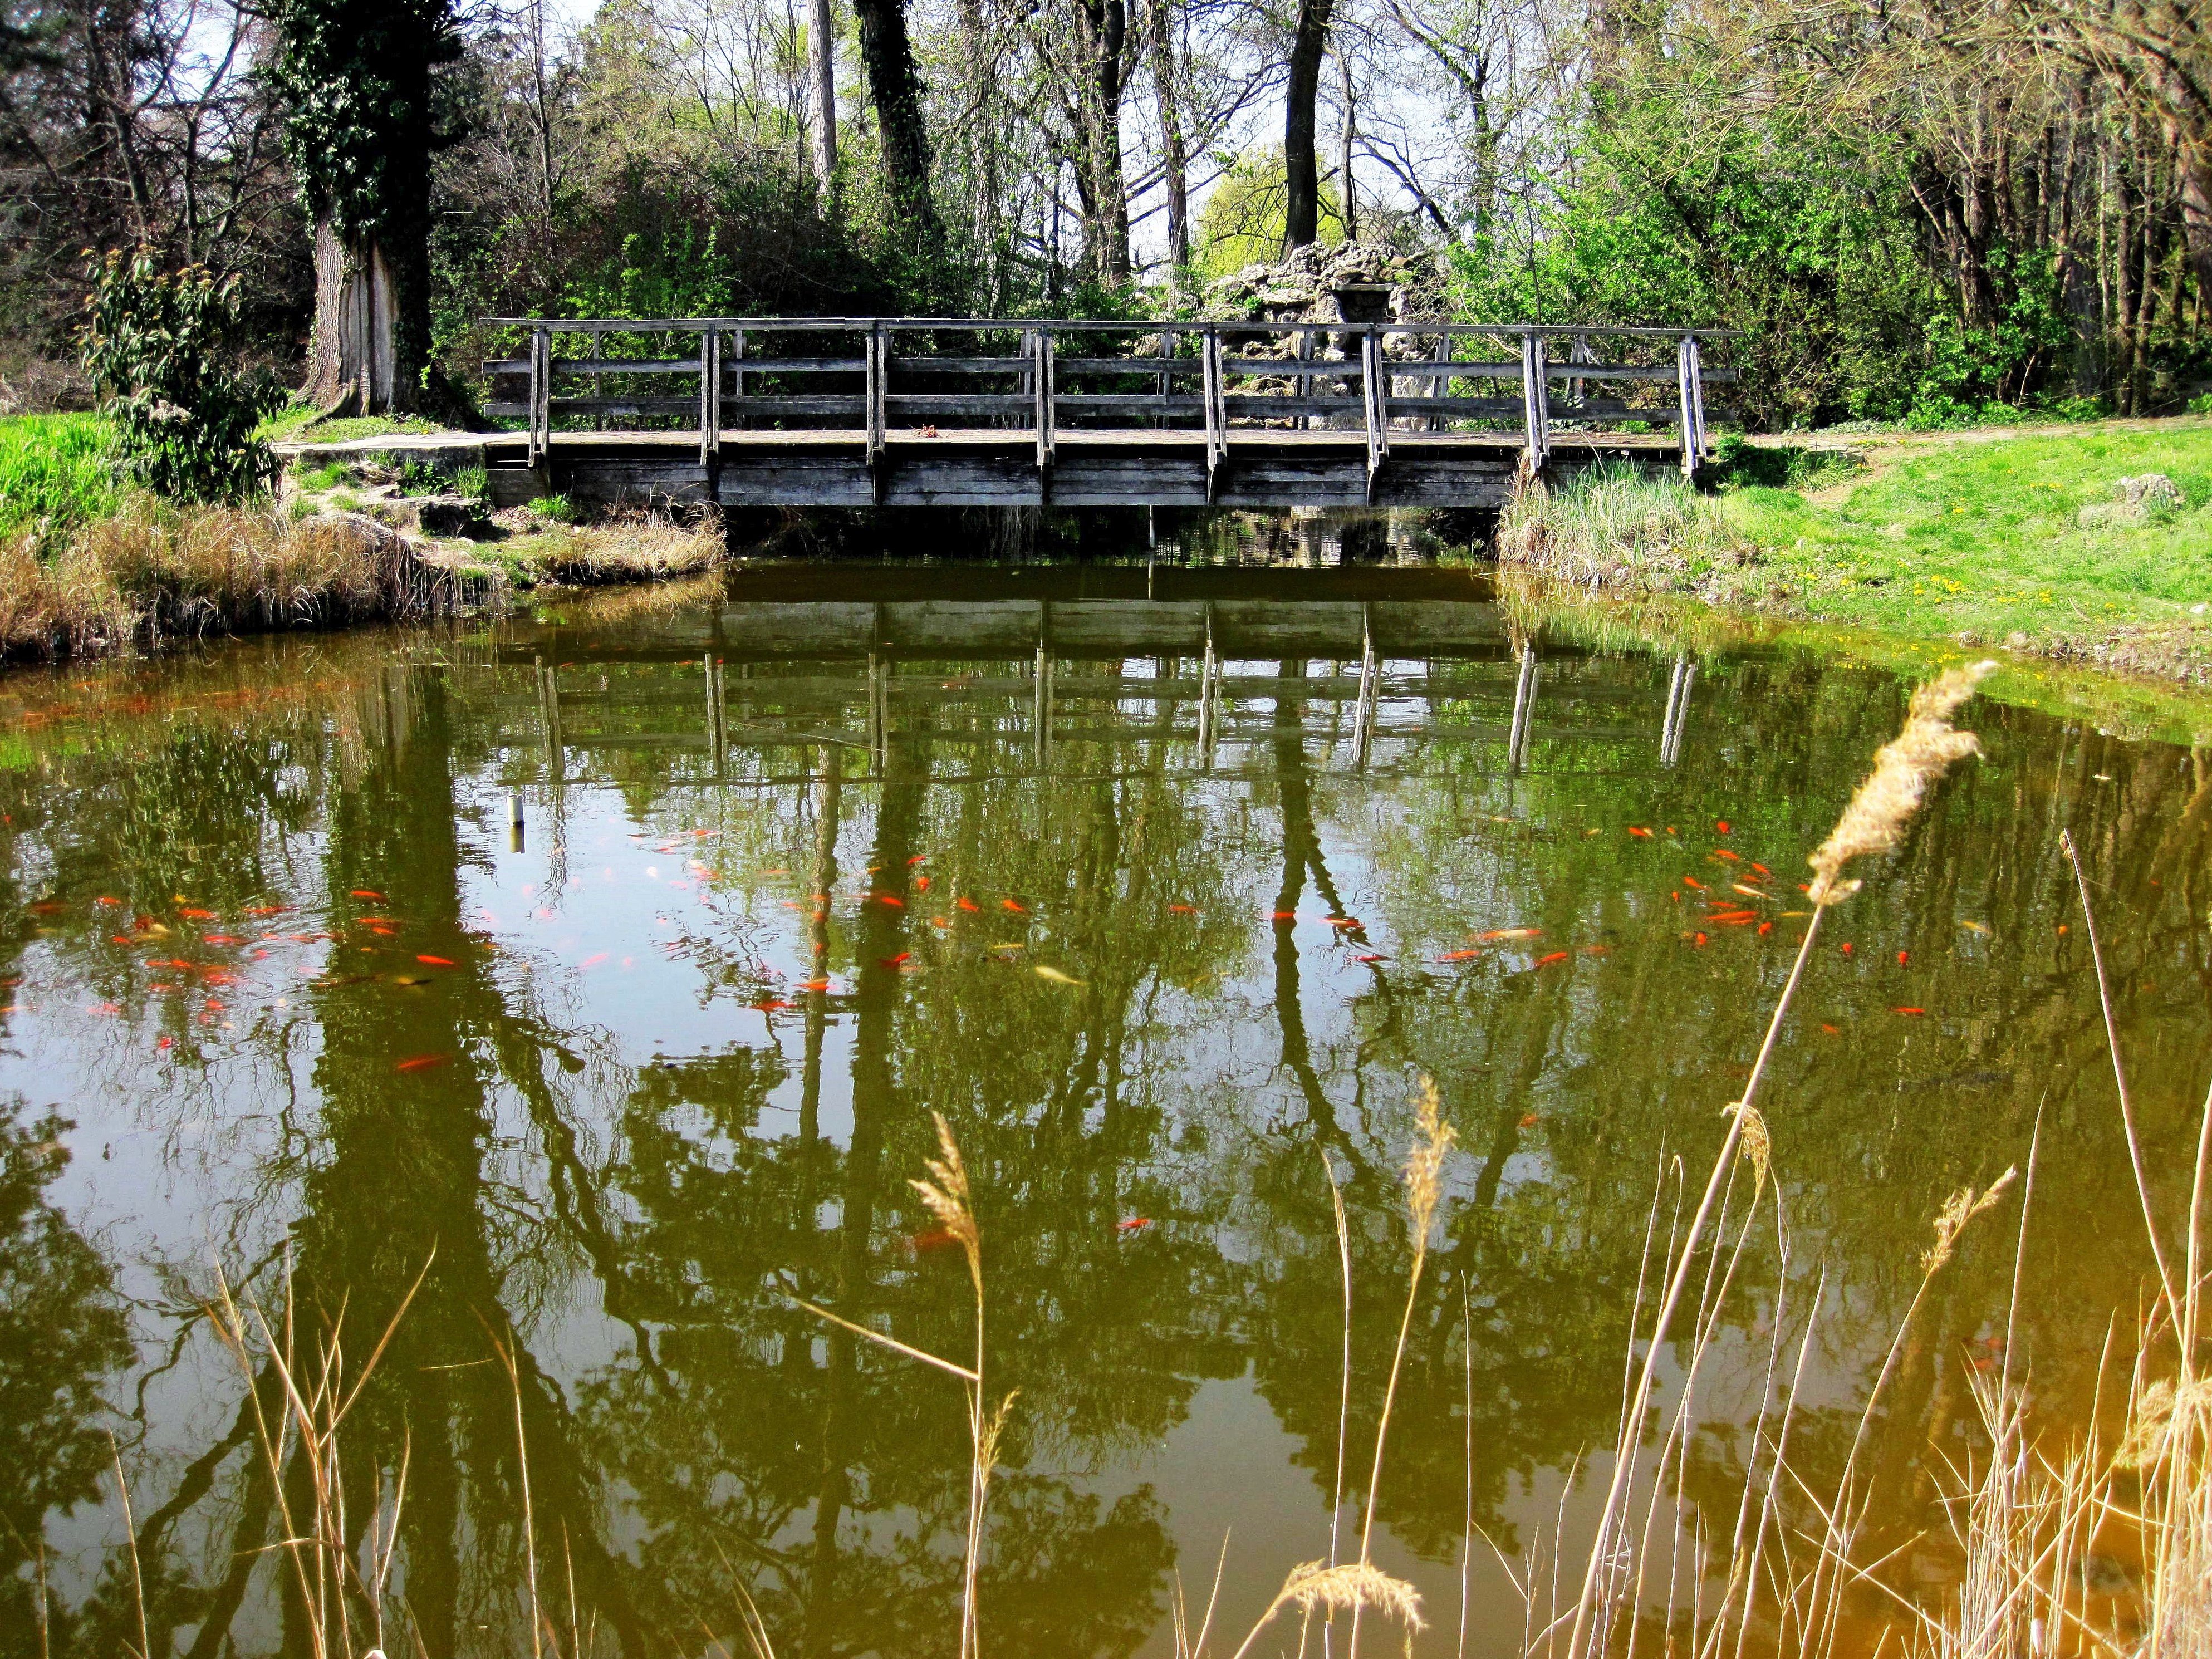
[1921,1167,2018,1275]
[1806,661,1995,905]
[1229,1560,1425,1659]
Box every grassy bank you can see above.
[1500,416,2212,685]
[0,416,724,662]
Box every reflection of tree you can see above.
[15,616,2212,1652]
[0,1101,131,1659]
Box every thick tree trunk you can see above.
[303,220,407,414]
[809,0,839,211]
[1150,0,1189,269]
[1073,0,1131,283]
[850,0,940,238]
[1282,0,1335,251]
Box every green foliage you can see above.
[0,415,121,536]
[1191,146,1345,281]
[454,464,488,501]
[529,493,576,523]
[1451,96,1936,429]
[1903,248,2072,428]
[262,0,463,237]
[75,251,281,504]
[563,227,735,321]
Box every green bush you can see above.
[76,249,282,503]
[529,493,576,523]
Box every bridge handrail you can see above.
[483,315,1738,338]
[481,315,1737,483]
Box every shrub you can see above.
[529,493,577,523]
[76,249,282,504]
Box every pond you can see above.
[0,557,2195,1658]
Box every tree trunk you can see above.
[809,0,839,212]
[1337,46,1357,241]
[1151,0,1189,269]
[1074,0,1131,283]
[303,220,408,414]
[849,0,939,238]
[1282,0,1335,251]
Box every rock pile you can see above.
[1199,240,1446,326]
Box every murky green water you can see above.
[1,561,2200,1658]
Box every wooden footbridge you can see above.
[470,317,1734,511]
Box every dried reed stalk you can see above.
[1566,661,1995,1659]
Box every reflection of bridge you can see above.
[460,317,1734,509]
[474,568,1699,787]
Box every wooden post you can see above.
[529,325,550,468]
[867,323,886,502]
[1297,328,1315,431]
[1202,328,1225,503]
[1677,333,1708,477]
[732,327,745,431]
[1034,328,1056,489]
[1361,330,1390,502]
[1519,331,1549,470]
[699,327,719,468]
[1157,327,1175,430]
[1430,333,1450,433]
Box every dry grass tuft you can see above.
[1921,1166,2017,1275]
[1807,661,1995,904]
[1723,1100,1770,1194]
[0,494,460,660]
[1229,1560,1424,1659]
[528,504,724,584]
[1496,463,1759,595]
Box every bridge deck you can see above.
[295,316,1734,510]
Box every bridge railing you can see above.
[480,318,1738,482]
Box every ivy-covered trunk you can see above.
[268,0,460,416]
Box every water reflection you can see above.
[0,566,2203,1657]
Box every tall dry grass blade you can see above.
[1348,1079,1456,1659]
[2061,827,2181,1325]
[786,1293,979,1381]
[1570,661,1994,1659]
[490,1335,545,1659]
[1320,1145,1353,1659]
[110,1434,150,1659]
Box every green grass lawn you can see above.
[258,401,453,444]
[0,412,119,535]
[1713,419,2212,656]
